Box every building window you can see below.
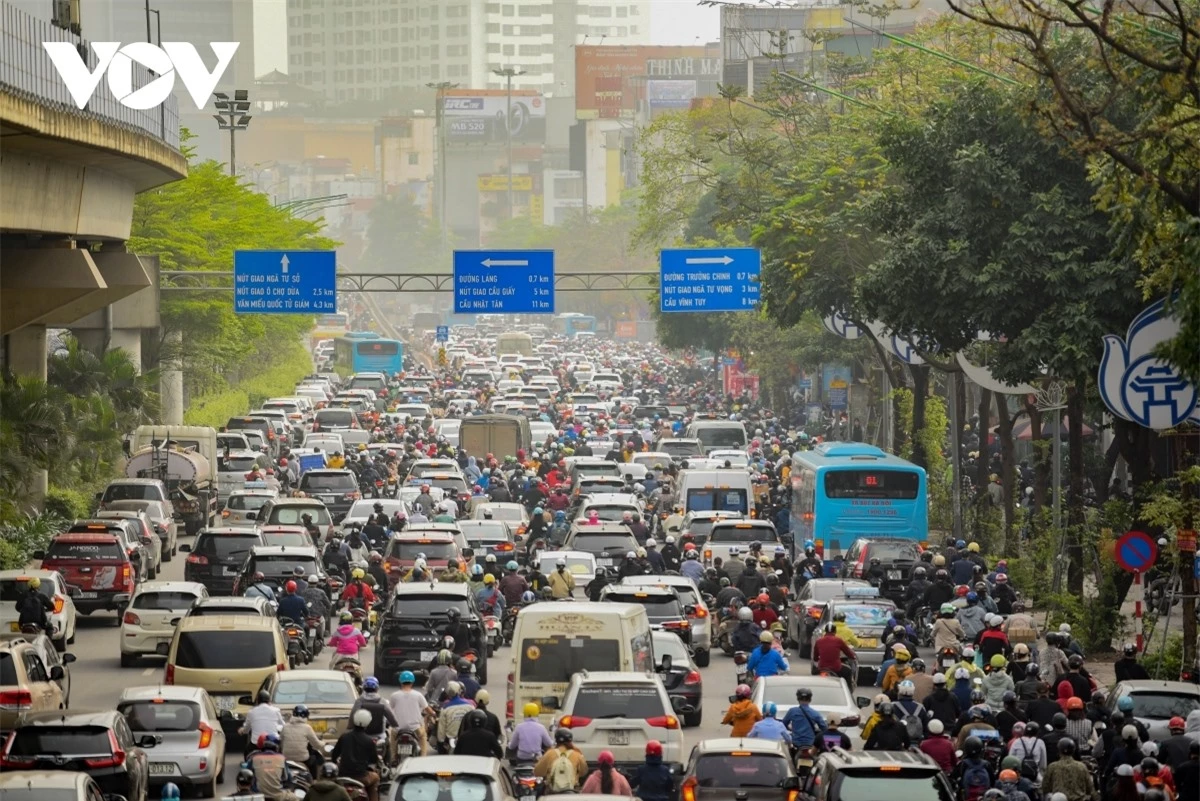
[519,4,540,16]
[487,22,500,33]
[617,26,627,36]
[518,44,540,55]
[630,25,638,34]
[487,42,501,53]
[503,44,515,55]
[502,4,514,16]
[486,3,500,11]
[408,153,420,165]
[617,5,627,16]
[502,24,513,34]
[590,5,611,17]
[630,3,639,13]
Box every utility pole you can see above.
[426,81,459,248]
[143,0,152,43]
[492,66,525,219]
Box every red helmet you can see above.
[279,458,288,467]
[735,683,751,699]
[285,580,297,593]
[645,740,663,757]
[955,585,970,598]
[683,543,697,552]
[1066,697,1084,711]
[757,593,770,605]
[598,750,615,766]
[1169,716,1186,731]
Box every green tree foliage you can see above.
[128,155,338,402]
[361,195,448,274]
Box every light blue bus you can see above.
[560,313,596,338]
[334,336,404,374]
[789,442,928,564]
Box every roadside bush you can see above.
[183,341,313,427]
[0,511,67,570]
[43,487,94,521]
[1141,633,1184,680]
[184,388,250,429]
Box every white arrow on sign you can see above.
[685,256,734,266]
[281,254,290,274]
[481,258,529,268]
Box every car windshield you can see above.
[316,410,355,426]
[830,773,952,801]
[388,541,457,561]
[45,540,123,560]
[694,755,792,788]
[410,463,457,477]
[1126,692,1200,718]
[194,534,259,560]
[262,531,311,547]
[605,593,682,621]
[103,484,160,502]
[226,494,273,511]
[695,427,747,448]
[660,441,701,456]
[9,725,112,756]
[267,506,333,526]
[390,597,471,617]
[547,555,594,576]
[571,532,636,551]
[867,542,921,561]
[0,579,54,601]
[174,630,277,669]
[0,653,17,684]
[396,774,493,801]
[572,685,664,718]
[585,505,635,522]
[348,500,402,518]
[579,480,624,494]
[710,525,776,544]
[760,682,849,707]
[575,463,621,477]
[477,506,524,522]
[189,604,259,617]
[133,591,201,610]
[834,605,893,627]
[428,477,468,493]
[120,700,201,732]
[300,473,355,490]
[219,456,259,472]
[254,556,318,576]
[519,636,622,682]
[272,678,356,706]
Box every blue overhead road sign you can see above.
[435,325,449,342]
[659,247,760,313]
[453,250,554,314]
[234,250,337,314]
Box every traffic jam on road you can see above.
[3,320,1199,801]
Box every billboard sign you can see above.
[442,90,546,144]
[575,45,715,119]
[647,80,697,110]
[477,174,535,192]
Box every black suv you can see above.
[0,709,151,801]
[182,527,264,595]
[296,469,360,522]
[231,545,328,598]
[374,582,488,684]
[801,748,953,801]
[600,585,694,647]
[838,537,923,604]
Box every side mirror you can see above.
[540,695,560,711]
[62,653,77,664]
[32,550,45,561]
[138,734,161,748]
[179,543,191,552]
[782,776,800,790]
[238,695,254,706]
[49,666,65,682]
[857,696,871,709]
[658,654,672,673]
[684,605,697,616]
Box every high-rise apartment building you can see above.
[286,0,651,102]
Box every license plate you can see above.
[311,720,327,733]
[398,744,414,756]
[224,567,239,576]
[859,637,878,648]
[77,591,98,599]
[420,651,436,662]
[608,730,629,746]
[214,695,238,711]
[887,570,902,580]
[148,763,177,776]
[321,495,337,503]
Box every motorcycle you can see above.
[913,606,935,648]
[733,651,749,686]
[336,776,369,801]
[512,762,543,800]
[501,605,522,646]
[332,653,366,690]
[395,728,421,766]
[716,617,737,656]
[938,647,960,674]
[483,614,500,656]
[280,617,311,667]
[792,745,817,778]
[306,613,324,656]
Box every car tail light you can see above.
[786,790,799,801]
[662,620,690,631]
[123,611,141,626]
[84,731,125,769]
[681,776,698,801]
[703,548,711,561]
[0,690,32,710]
[852,551,865,578]
[690,605,708,619]
[345,491,361,500]
[165,664,175,685]
[683,670,701,685]
[186,553,209,565]
[198,722,213,749]
[506,699,514,720]
[0,733,33,769]
[221,510,230,518]
[808,606,825,619]
[121,565,133,589]
[52,596,64,614]
[646,715,679,729]
[557,715,592,728]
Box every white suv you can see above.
[120,580,208,667]
[552,671,687,773]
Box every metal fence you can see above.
[0,1,180,150]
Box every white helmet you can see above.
[898,680,915,698]
[645,538,657,548]
[665,536,675,545]
[352,709,372,728]
[738,607,753,621]
[1058,623,1072,634]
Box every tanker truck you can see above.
[124,444,217,535]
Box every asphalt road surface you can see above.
[68,544,855,799]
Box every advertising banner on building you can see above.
[575,45,716,119]
[647,80,697,110]
[443,89,546,144]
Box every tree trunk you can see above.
[996,393,1018,555]
[908,364,930,470]
[973,387,993,539]
[1023,396,1049,516]
[1066,382,1086,595]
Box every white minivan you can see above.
[675,468,754,516]
[507,601,653,728]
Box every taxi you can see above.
[815,587,896,686]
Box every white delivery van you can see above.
[684,419,749,454]
[675,469,754,516]
[507,601,653,728]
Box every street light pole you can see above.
[143,0,152,43]
[426,81,459,249]
[213,90,252,177]
[492,66,525,219]
[149,8,163,136]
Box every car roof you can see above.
[194,596,267,608]
[133,580,207,594]
[571,671,661,685]
[693,737,792,755]
[601,585,677,598]
[273,669,352,683]
[251,545,320,557]
[269,498,329,507]
[393,581,471,597]
[817,749,940,769]
[1112,680,1200,694]
[118,685,209,702]
[107,478,162,485]
[620,575,698,590]
[396,755,501,777]
[20,709,121,726]
[199,527,263,536]
[570,524,636,535]
[221,449,261,459]
[394,532,456,543]
[52,532,120,542]
[178,613,279,630]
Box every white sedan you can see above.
[0,570,78,651]
[341,499,407,530]
[120,580,208,667]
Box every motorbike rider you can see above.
[535,728,588,792]
[764,573,787,607]
[643,537,666,572]
[498,560,529,607]
[366,553,389,589]
[436,681,475,751]
[241,692,286,753]
[629,740,675,801]
[454,709,503,758]
[812,623,857,685]
[301,575,331,636]
[441,608,472,654]
[245,572,277,604]
[747,701,790,742]
[332,709,381,801]
[660,535,681,571]
[323,537,351,577]
[15,577,53,634]
[246,733,300,801]
[865,702,911,750]
[475,573,506,617]
[340,568,377,630]
[730,606,762,652]
[771,545,793,587]
[456,657,481,700]
[306,763,352,801]
[783,687,827,749]
[723,684,762,737]
[474,690,503,739]
[923,569,956,610]
[388,670,434,756]
[681,549,706,582]
[831,610,860,648]
[277,580,308,625]
[1114,642,1151,681]
[281,704,326,777]
[923,673,962,730]
[425,649,458,702]
[904,566,932,618]
[508,702,553,764]
[735,557,766,597]
[548,558,576,598]
[748,630,790,678]
[957,592,988,641]
[350,677,400,764]
[327,611,369,668]
[714,577,744,609]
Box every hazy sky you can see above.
[253,0,722,74]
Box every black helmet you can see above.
[1067,654,1084,670]
[1123,643,1138,657]
[969,706,986,721]
[457,658,472,673]
[464,709,488,731]
[911,658,926,672]
[935,569,949,581]
[970,689,986,705]
[1026,662,1040,677]
[1141,757,1161,774]
[913,566,927,578]
[869,557,881,565]
[1023,721,1040,737]
[719,577,730,587]
[879,702,895,718]
[319,762,339,779]
[293,704,310,718]
[447,608,460,621]
[236,768,255,787]
[766,573,779,585]
[1057,737,1076,756]
[256,690,271,705]
[824,623,837,635]
[796,688,813,701]
[555,728,574,745]
[963,736,983,757]
[1051,712,1067,730]
[1002,691,1017,705]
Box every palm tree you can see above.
[48,335,160,426]
[0,376,72,498]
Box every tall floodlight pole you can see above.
[213,90,252,177]
[426,81,460,247]
[493,66,525,219]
